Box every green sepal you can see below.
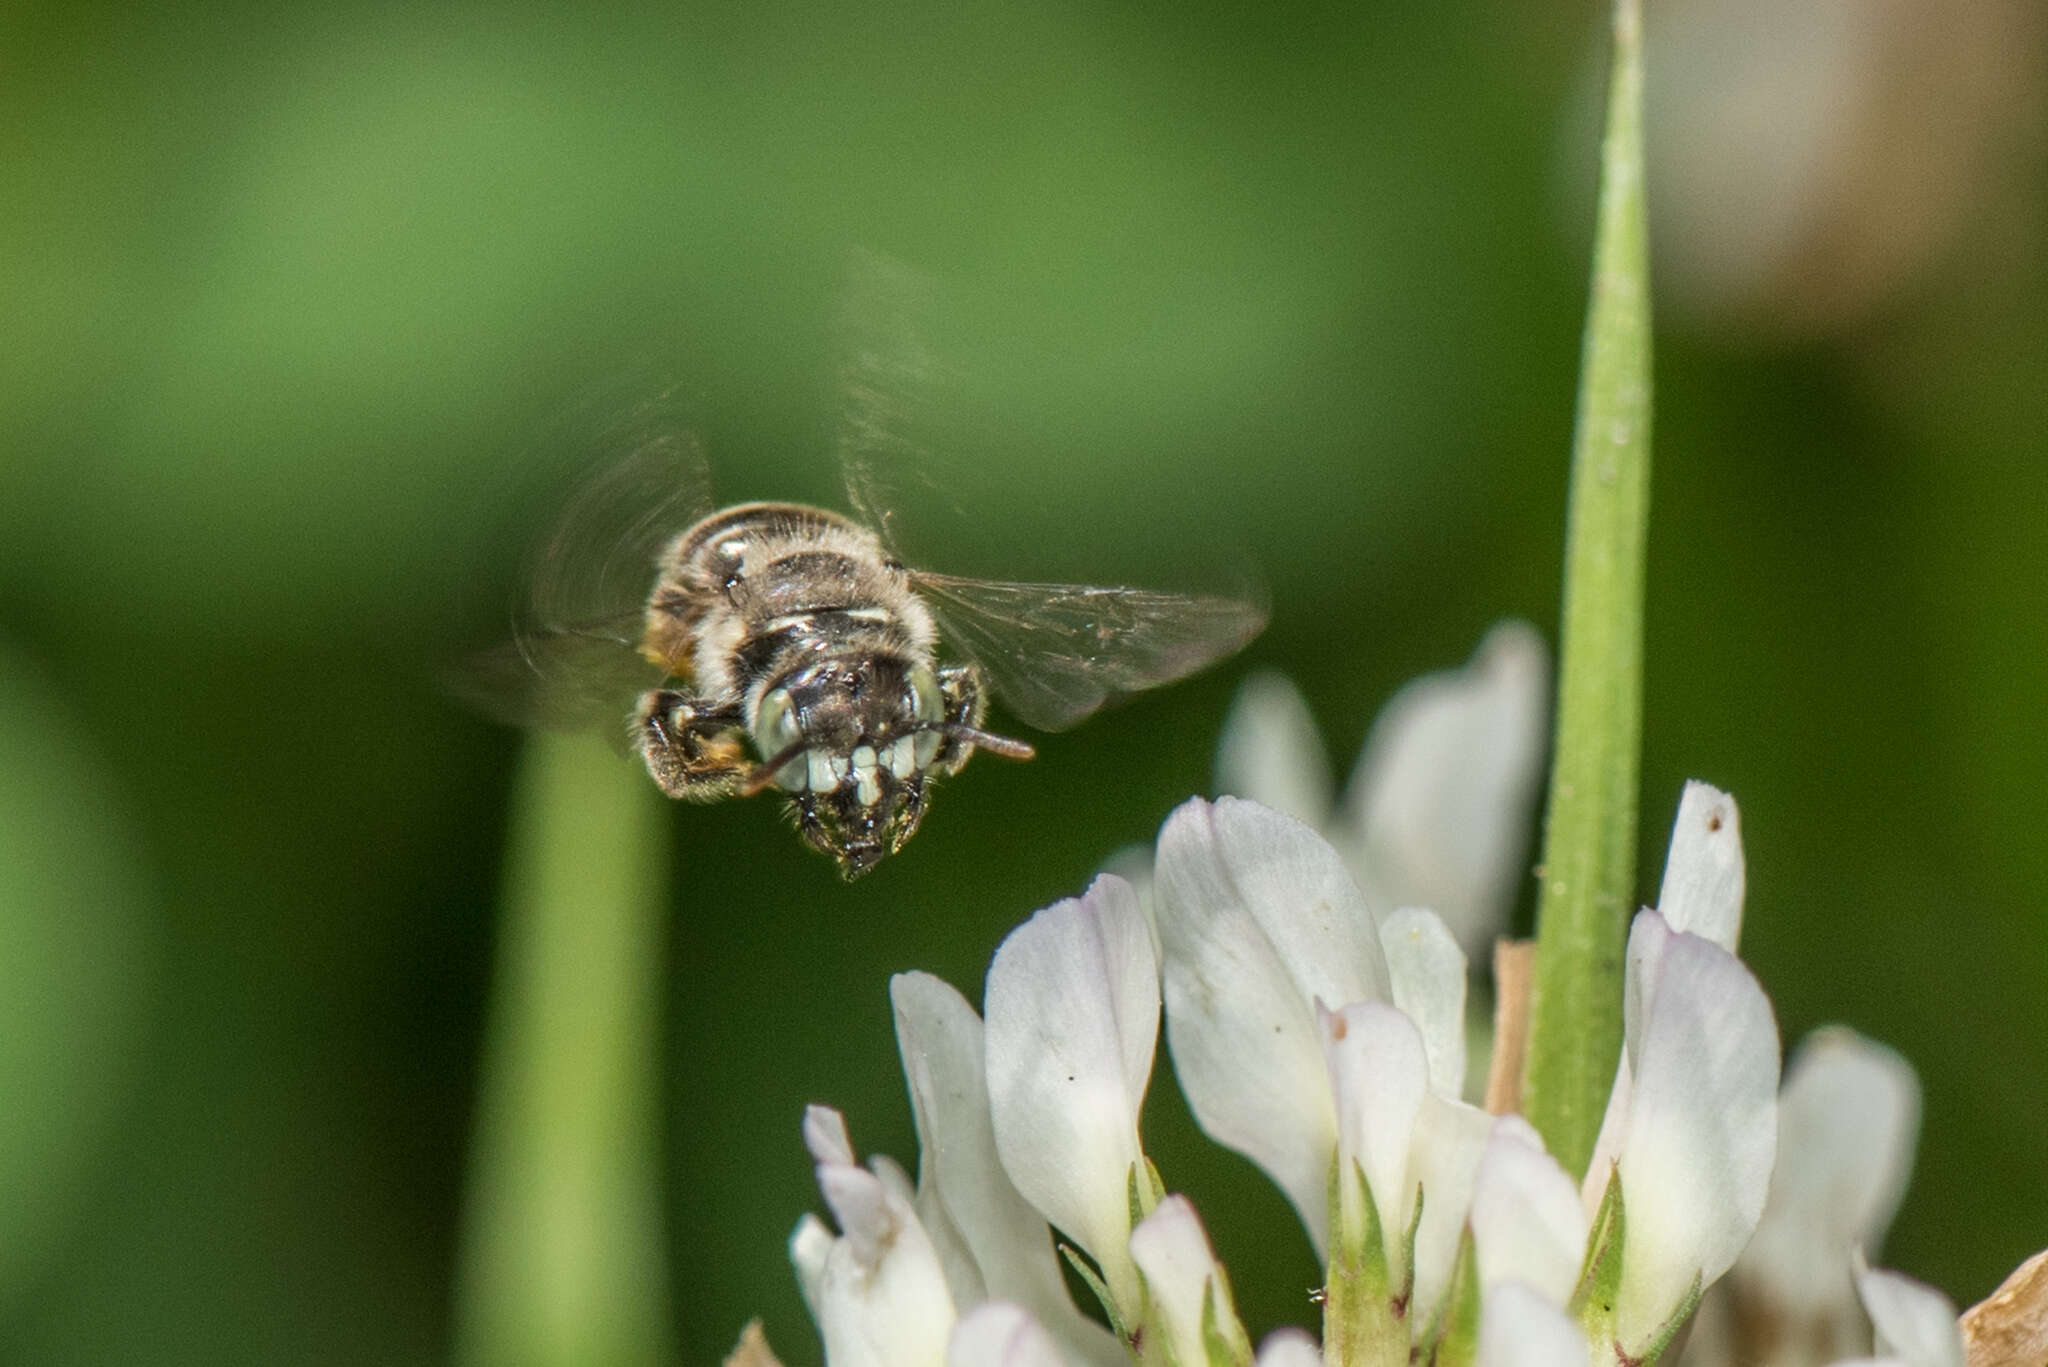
[1568,1162,1625,1342]
[1199,1261,1255,1367]
[1128,1159,1166,1231]
[1630,1272,1703,1367]
[1325,1148,1347,1256]
[1397,1181,1426,1308]
[1326,1150,1384,1268]
[1322,1158,1405,1367]
[1061,1242,1132,1343]
[1415,1227,1481,1367]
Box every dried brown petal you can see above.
[1485,938,1535,1115]
[724,1320,786,1367]
[1962,1248,2048,1367]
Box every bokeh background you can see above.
[3,0,2045,1361]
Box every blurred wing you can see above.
[833,248,976,557]
[828,252,1267,729]
[447,392,713,733]
[445,630,664,736]
[911,572,1269,732]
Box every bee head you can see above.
[747,656,947,877]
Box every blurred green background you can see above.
[3,0,2044,1361]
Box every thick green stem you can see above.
[454,733,673,1367]
[1519,0,1652,1180]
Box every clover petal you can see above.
[984,875,1158,1311]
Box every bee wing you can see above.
[447,391,714,734]
[832,249,978,558]
[446,628,665,735]
[829,252,1267,729]
[909,572,1269,732]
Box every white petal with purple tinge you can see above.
[1612,913,1780,1353]
[893,972,1121,1365]
[984,876,1157,1311]
[1154,797,1387,1253]
[1129,1196,1232,1367]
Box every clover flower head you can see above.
[758,612,2039,1367]
[770,763,1816,1367]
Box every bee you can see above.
[457,269,1266,877]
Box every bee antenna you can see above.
[934,723,1035,761]
[741,740,809,797]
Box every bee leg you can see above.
[634,689,749,802]
[791,794,835,858]
[887,781,927,854]
[930,664,987,775]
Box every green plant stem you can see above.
[454,733,673,1367]
[1519,0,1652,1181]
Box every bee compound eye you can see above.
[756,688,801,750]
[904,665,944,766]
[907,665,942,725]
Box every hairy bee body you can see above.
[630,502,989,875]
[641,503,932,704]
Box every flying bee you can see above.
[455,264,1266,877]
[629,497,1032,871]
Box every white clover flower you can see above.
[1149,795,1396,1254]
[1594,907,1780,1354]
[1146,794,1503,1341]
[1469,1116,1588,1307]
[1477,1282,1591,1367]
[947,1302,1075,1367]
[983,876,1161,1322]
[1317,998,1495,1328]
[1851,1256,1965,1367]
[791,1106,957,1367]
[776,779,1790,1367]
[1250,1329,1325,1367]
[894,971,1125,1366]
[1679,1247,2043,1367]
[1127,1196,1254,1367]
[1214,622,1550,964]
[1682,1028,1921,1367]
[784,963,1125,1367]
[1553,782,1779,1360]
